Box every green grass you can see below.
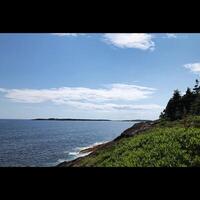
[76,117,200,167]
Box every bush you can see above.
[77,126,200,167]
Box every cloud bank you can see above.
[0,84,161,111]
[52,33,155,50]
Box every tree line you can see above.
[160,79,200,121]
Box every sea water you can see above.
[0,120,133,167]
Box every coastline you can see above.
[57,120,156,167]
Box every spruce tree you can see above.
[160,79,200,121]
[182,87,194,115]
[162,90,183,121]
[191,94,200,115]
[193,79,200,94]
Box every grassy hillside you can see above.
[67,116,200,167]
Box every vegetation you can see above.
[74,116,200,167]
[160,79,200,121]
[62,80,200,167]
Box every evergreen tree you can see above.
[160,79,200,121]
[191,94,200,115]
[159,111,165,119]
[193,79,200,94]
[182,87,194,115]
[162,90,183,121]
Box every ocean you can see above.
[0,119,134,167]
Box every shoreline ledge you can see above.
[57,120,157,167]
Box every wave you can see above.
[68,140,109,159]
[69,151,91,158]
[75,141,109,152]
[54,140,109,165]
[57,158,68,163]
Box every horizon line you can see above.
[0,118,153,121]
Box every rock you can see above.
[57,120,158,167]
[57,157,83,167]
[114,121,157,141]
[79,143,107,154]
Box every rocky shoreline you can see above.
[79,143,108,154]
[57,120,157,167]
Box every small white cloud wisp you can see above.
[184,63,200,74]
[51,33,85,37]
[166,33,177,38]
[0,84,162,112]
[103,33,155,50]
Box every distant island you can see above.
[33,118,111,121]
[33,118,151,122]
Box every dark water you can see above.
[0,120,133,167]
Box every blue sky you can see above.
[0,33,200,120]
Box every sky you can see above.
[0,33,200,120]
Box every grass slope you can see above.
[74,116,200,167]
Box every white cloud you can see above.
[184,63,200,74]
[103,33,155,50]
[0,84,161,112]
[64,101,162,111]
[51,33,155,50]
[0,84,155,103]
[166,33,177,38]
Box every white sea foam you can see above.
[59,141,109,164]
[68,151,91,158]
[75,141,109,152]
[57,158,68,163]
[68,152,79,156]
